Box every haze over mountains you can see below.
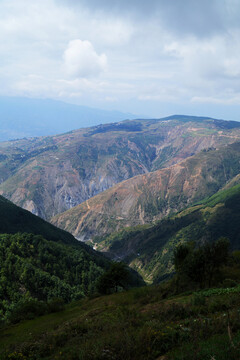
[0,97,136,141]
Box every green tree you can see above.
[97,262,130,294]
[174,238,230,289]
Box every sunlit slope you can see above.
[0,115,239,219]
[52,142,240,242]
[93,179,240,283]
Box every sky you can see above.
[1,0,240,120]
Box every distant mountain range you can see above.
[52,142,240,241]
[1,113,240,285]
[0,96,137,141]
[0,115,239,221]
[3,108,240,360]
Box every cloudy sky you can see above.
[1,0,240,119]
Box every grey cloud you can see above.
[59,0,240,38]
[1,0,240,120]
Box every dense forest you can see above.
[0,233,109,322]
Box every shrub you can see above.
[191,293,206,306]
[222,279,238,288]
[8,298,48,323]
[48,298,65,313]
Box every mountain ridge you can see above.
[0,96,137,141]
[1,115,240,220]
[51,141,240,241]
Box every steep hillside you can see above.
[0,193,114,276]
[0,115,240,219]
[0,195,107,315]
[90,179,240,283]
[0,195,143,320]
[0,195,76,245]
[52,142,240,241]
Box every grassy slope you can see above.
[93,178,240,284]
[1,284,240,359]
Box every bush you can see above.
[208,298,229,313]
[97,262,130,295]
[222,279,238,288]
[48,298,65,313]
[191,293,206,306]
[8,298,48,323]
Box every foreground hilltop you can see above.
[2,271,240,359]
[0,115,239,219]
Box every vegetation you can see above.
[0,195,143,326]
[97,262,131,294]
[2,279,240,359]
[0,233,109,323]
[174,238,230,289]
[1,226,240,359]
[94,181,240,283]
[0,195,77,245]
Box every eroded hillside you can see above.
[0,116,239,219]
[90,178,240,283]
[52,142,240,242]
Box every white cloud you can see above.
[63,40,107,78]
[1,0,240,119]
[191,95,240,105]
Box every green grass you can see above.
[170,332,240,360]
[200,183,240,208]
[1,284,240,359]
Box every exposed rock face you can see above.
[0,116,240,219]
[51,142,240,240]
